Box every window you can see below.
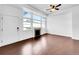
[23,18,31,30]
[22,10,46,30]
[33,15,41,20]
[23,18,31,22]
[23,11,31,18]
[23,22,31,27]
[23,11,32,30]
[33,15,41,28]
[42,17,46,28]
[33,23,41,28]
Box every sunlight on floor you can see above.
[33,37,47,54]
[21,43,32,55]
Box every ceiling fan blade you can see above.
[56,4,61,7]
[55,8,59,10]
[50,4,55,8]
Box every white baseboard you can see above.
[72,37,79,40]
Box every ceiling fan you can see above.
[46,4,61,12]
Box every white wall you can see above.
[47,5,79,40]
[0,5,47,47]
[47,12,72,37]
[72,6,79,40]
[0,15,3,46]
[0,5,33,47]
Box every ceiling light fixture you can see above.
[46,4,61,12]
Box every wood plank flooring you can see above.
[33,34,73,55]
[0,34,79,55]
[0,39,33,55]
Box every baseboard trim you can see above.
[47,33,72,38]
[0,33,47,48]
[1,33,71,47]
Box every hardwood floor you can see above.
[74,40,79,55]
[0,39,33,55]
[0,34,79,55]
[33,34,73,55]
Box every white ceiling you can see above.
[29,4,78,15]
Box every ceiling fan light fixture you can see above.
[51,9,55,12]
[46,4,61,12]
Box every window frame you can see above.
[22,10,46,31]
[32,14,42,28]
[23,11,32,30]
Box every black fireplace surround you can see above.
[34,28,41,37]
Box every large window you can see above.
[22,10,46,31]
[23,18,31,30]
[23,11,32,18]
[42,17,46,28]
[23,11,32,30]
[33,15,41,28]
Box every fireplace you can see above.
[34,28,41,37]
